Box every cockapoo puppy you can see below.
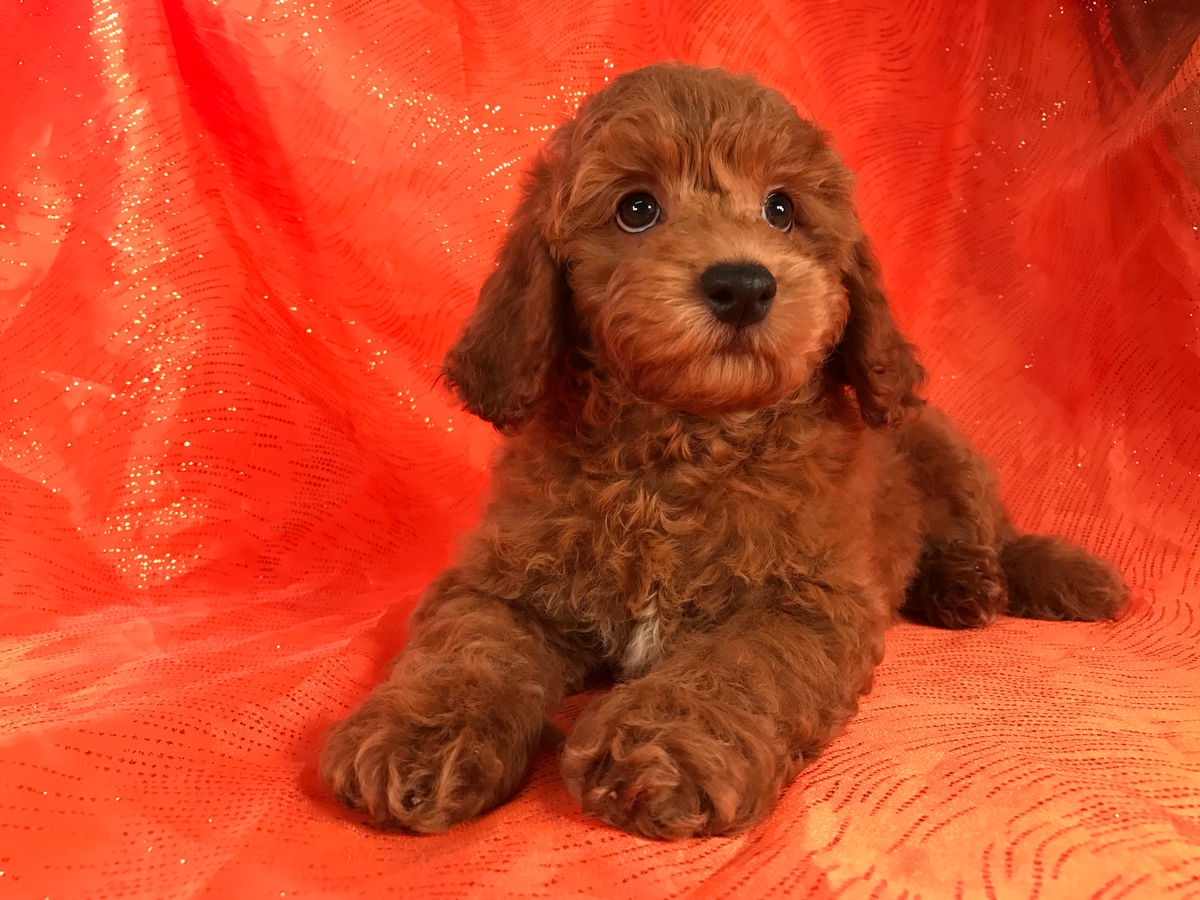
[319,63,1129,840]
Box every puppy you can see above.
[319,63,1129,840]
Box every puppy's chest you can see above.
[545,456,830,672]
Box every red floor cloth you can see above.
[2,0,1199,897]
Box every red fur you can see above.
[319,63,1130,839]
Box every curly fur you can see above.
[319,63,1130,839]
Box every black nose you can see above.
[700,263,776,327]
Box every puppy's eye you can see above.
[616,192,660,233]
[762,192,794,231]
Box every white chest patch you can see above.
[618,603,661,679]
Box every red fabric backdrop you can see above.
[2,0,1198,897]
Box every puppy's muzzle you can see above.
[700,262,776,327]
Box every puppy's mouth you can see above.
[713,328,761,356]
[591,254,829,415]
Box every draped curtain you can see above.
[1,1,1198,896]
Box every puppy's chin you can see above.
[592,292,842,418]
[616,347,805,416]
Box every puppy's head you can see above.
[444,63,923,430]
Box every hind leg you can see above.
[897,408,1128,626]
[897,408,1014,628]
[1000,534,1128,620]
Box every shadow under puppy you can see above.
[320,63,1129,840]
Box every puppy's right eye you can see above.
[616,193,660,233]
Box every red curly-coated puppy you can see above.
[320,63,1129,839]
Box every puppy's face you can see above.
[548,71,861,415]
[444,64,922,431]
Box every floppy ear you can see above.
[442,160,568,431]
[829,240,926,428]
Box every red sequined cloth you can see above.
[1,1,1198,896]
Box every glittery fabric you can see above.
[2,0,1199,897]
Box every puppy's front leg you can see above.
[562,606,876,839]
[320,573,585,832]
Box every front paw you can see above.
[561,683,782,839]
[319,686,531,832]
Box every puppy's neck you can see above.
[527,364,843,471]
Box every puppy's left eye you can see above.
[762,192,794,231]
[616,192,661,233]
